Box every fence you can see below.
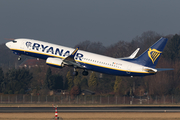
[0,95,180,105]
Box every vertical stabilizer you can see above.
[136,37,168,68]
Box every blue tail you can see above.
[135,37,168,68]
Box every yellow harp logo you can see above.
[148,48,162,64]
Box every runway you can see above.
[0,106,180,113]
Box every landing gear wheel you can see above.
[82,70,88,76]
[73,71,78,76]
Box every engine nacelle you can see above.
[46,57,64,68]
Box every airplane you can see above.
[5,37,172,77]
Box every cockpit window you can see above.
[13,41,17,43]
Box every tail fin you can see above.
[136,37,168,68]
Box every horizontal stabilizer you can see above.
[156,68,174,71]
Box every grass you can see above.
[0,113,180,120]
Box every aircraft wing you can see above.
[117,48,140,60]
[63,47,84,68]
[46,47,84,68]
[64,47,79,61]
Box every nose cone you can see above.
[6,41,12,48]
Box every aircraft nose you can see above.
[6,41,11,48]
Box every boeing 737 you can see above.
[5,37,171,76]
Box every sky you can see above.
[0,0,180,47]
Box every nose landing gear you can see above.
[18,56,21,61]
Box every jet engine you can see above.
[46,57,64,68]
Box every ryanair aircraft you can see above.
[6,37,172,76]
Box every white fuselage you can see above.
[6,38,156,76]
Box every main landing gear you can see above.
[82,70,88,76]
[73,68,88,76]
[73,68,78,76]
[73,71,78,76]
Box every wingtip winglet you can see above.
[129,48,140,58]
[71,47,79,56]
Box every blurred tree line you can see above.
[0,31,180,97]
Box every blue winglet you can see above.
[64,47,79,61]
[69,47,79,57]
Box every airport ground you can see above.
[1,103,180,107]
[1,112,180,120]
[1,104,180,120]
